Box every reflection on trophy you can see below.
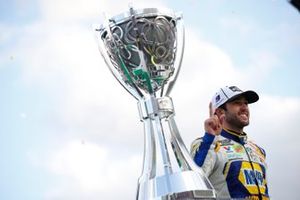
[95,7,216,199]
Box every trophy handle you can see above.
[161,12,185,97]
[94,24,143,100]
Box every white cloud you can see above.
[0,24,14,44]
[19,112,28,119]
[227,50,280,90]
[250,94,300,140]
[0,23,19,68]
[41,139,142,200]
[260,21,300,51]
[48,140,109,191]
[38,0,168,23]
[220,17,255,36]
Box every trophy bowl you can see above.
[94,7,216,200]
[95,7,184,99]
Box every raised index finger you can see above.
[209,102,214,117]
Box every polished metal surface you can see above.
[95,7,216,199]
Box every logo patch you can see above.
[233,144,244,153]
[215,94,221,102]
[229,86,243,92]
[221,144,246,160]
[238,162,267,195]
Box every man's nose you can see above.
[240,101,248,109]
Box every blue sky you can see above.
[0,0,300,199]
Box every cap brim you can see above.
[228,90,259,104]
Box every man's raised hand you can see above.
[204,103,224,135]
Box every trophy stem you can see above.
[137,96,216,199]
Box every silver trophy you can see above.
[94,7,216,199]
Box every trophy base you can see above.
[137,170,216,200]
[174,191,216,200]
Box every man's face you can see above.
[223,96,250,129]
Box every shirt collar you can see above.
[221,128,248,144]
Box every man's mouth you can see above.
[240,113,248,121]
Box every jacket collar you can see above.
[221,128,248,144]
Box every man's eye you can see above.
[234,100,248,105]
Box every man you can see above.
[191,86,269,200]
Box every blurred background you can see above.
[0,0,299,199]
